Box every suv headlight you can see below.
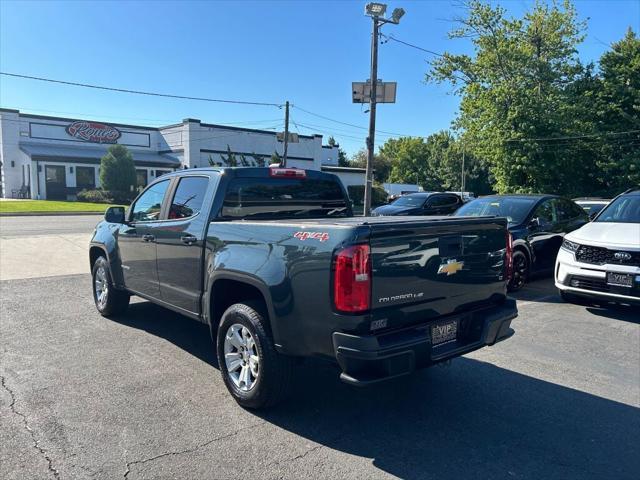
[561,239,580,253]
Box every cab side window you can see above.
[131,180,170,222]
[168,176,210,220]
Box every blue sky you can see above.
[1,0,638,155]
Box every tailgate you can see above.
[369,217,507,328]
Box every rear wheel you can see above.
[92,256,129,316]
[508,250,529,292]
[217,302,294,409]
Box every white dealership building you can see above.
[0,108,365,200]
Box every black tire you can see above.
[508,250,529,292]
[92,256,130,316]
[217,302,294,409]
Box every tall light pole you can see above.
[363,3,404,216]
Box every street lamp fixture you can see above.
[390,7,405,24]
[365,2,387,17]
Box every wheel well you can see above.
[89,246,106,269]
[210,279,269,332]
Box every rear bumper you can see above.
[332,298,517,386]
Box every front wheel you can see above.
[92,256,129,316]
[508,250,529,292]
[217,302,294,409]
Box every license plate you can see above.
[607,272,633,287]
[431,320,458,346]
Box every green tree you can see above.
[380,137,437,189]
[590,28,640,194]
[99,144,136,193]
[350,148,393,183]
[428,0,589,195]
[220,145,238,167]
[251,153,266,167]
[327,136,350,167]
[270,151,282,165]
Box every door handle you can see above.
[181,235,198,245]
[142,234,155,242]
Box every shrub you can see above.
[99,145,137,193]
[347,185,388,206]
[77,189,111,204]
[77,189,134,205]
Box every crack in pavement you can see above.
[123,420,265,478]
[1,375,61,479]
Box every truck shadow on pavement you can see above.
[260,359,640,480]
[115,300,639,480]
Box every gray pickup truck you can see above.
[90,167,517,408]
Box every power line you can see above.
[505,130,640,142]
[0,72,284,107]
[292,105,411,137]
[380,33,444,57]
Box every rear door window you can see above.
[221,177,349,219]
[168,176,210,219]
[533,199,555,227]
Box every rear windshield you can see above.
[595,195,640,223]
[454,197,536,224]
[578,202,608,215]
[220,177,350,220]
[391,195,428,207]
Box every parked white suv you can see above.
[555,188,640,306]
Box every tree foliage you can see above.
[208,146,267,167]
[379,133,493,194]
[350,148,393,183]
[427,0,639,197]
[99,144,136,193]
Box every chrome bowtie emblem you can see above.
[614,252,632,261]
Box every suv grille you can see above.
[575,245,640,266]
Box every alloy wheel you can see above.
[511,254,527,290]
[94,266,109,309]
[224,323,259,392]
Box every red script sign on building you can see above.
[66,121,121,144]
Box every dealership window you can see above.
[76,166,96,189]
[155,169,171,178]
[136,169,148,189]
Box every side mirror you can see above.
[105,206,126,224]
[529,217,540,229]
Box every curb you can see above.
[0,211,104,217]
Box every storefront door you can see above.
[45,165,67,200]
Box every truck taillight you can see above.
[505,231,514,281]
[269,167,306,178]
[333,244,371,313]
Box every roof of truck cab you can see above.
[159,167,339,178]
[225,215,500,226]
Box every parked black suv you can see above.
[454,195,589,291]
[372,192,463,216]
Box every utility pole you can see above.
[282,100,290,167]
[360,3,404,216]
[461,144,465,198]
[363,23,379,217]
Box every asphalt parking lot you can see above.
[1,216,639,480]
